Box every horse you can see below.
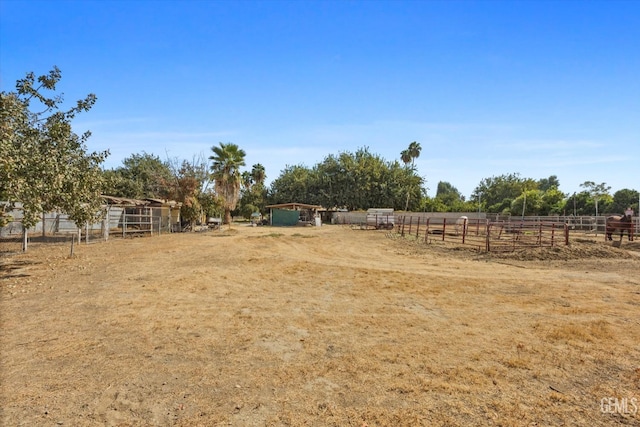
[605,215,634,241]
[455,216,468,236]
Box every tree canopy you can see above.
[209,142,246,224]
[1,67,108,228]
[268,147,423,211]
[102,152,174,199]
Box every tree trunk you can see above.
[224,209,232,225]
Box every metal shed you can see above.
[265,203,324,226]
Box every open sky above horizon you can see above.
[1,0,638,198]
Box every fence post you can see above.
[462,218,467,244]
[401,216,406,237]
[22,226,28,252]
[103,210,108,242]
[416,216,420,239]
[442,218,446,241]
[486,224,490,252]
[425,218,430,243]
[538,222,542,246]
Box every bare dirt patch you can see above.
[1,226,639,426]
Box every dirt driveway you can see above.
[1,225,639,426]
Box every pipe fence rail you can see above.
[395,215,570,252]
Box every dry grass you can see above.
[1,225,639,426]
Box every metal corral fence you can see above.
[395,214,569,252]
[332,211,484,228]
[0,205,176,254]
[487,214,638,240]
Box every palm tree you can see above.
[401,141,421,170]
[251,163,266,186]
[209,142,246,224]
[241,171,252,190]
[401,141,422,211]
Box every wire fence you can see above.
[0,205,178,255]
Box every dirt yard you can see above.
[1,225,639,426]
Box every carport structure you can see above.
[265,203,324,226]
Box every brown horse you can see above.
[606,215,634,241]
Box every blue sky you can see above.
[1,0,638,198]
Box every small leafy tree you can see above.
[1,67,108,228]
[166,154,215,228]
[579,181,611,216]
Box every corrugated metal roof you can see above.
[265,202,323,210]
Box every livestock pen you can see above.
[395,214,570,252]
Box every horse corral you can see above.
[396,215,571,252]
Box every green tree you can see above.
[435,181,464,207]
[540,187,566,215]
[209,142,246,224]
[563,191,591,216]
[251,163,266,186]
[103,152,173,199]
[471,173,536,214]
[1,67,108,229]
[579,181,611,216]
[238,163,268,218]
[241,171,252,191]
[511,190,544,216]
[400,141,422,211]
[165,154,212,229]
[268,164,313,206]
[606,189,639,214]
[269,147,423,211]
[537,175,560,192]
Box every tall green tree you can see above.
[268,165,314,206]
[537,175,560,192]
[606,189,639,214]
[103,152,173,199]
[435,181,463,206]
[238,163,268,218]
[579,181,611,216]
[511,190,544,217]
[400,141,422,211]
[251,163,266,186]
[209,142,246,224]
[471,173,537,214]
[1,67,108,228]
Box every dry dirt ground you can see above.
[1,225,639,426]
